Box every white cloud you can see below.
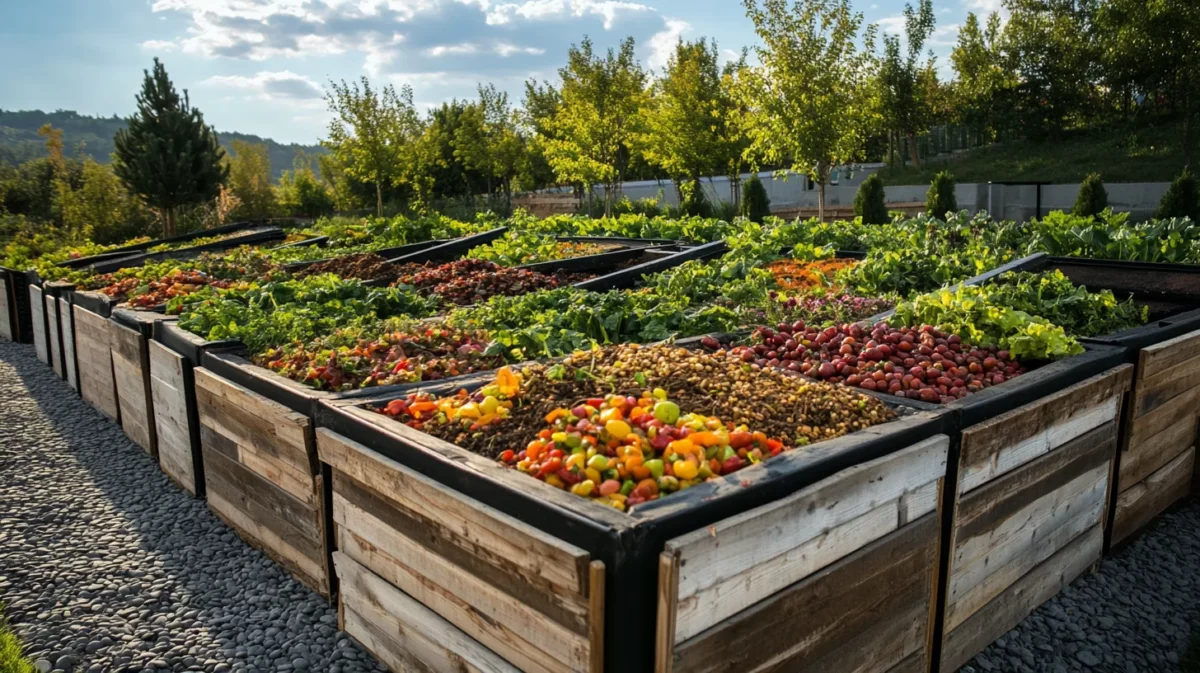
[485,0,653,29]
[646,18,688,71]
[426,42,480,57]
[964,0,1004,13]
[140,39,178,51]
[929,24,960,47]
[203,70,326,105]
[876,15,905,36]
[494,42,546,56]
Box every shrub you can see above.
[1157,169,1200,222]
[926,171,957,217]
[740,174,771,223]
[854,173,889,224]
[1073,173,1108,218]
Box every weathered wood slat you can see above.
[149,340,196,495]
[1131,350,1200,419]
[1139,329,1200,381]
[668,514,939,673]
[73,305,119,421]
[335,552,521,673]
[664,435,948,642]
[0,276,12,341]
[110,320,156,456]
[195,368,313,477]
[942,525,1103,672]
[31,285,48,365]
[1112,446,1195,547]
[1128,386,1200,450]
[1118,417,1195,492]
[59,298,77,390]
[46,295,63,378]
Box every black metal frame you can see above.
[86,227,289,275]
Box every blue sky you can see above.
[0,0,1001,145]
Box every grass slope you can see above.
[880,121,1190,185]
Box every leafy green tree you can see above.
[926,170,957,216]
[539,37,647,216]
[1156,169,1200,222]
[113,58,228,237]
[277,154,334,218]
[950,12,1013,142]
[738,0,878,221]
[324,77,422,216]
[876,0,937,167]
[454,84,525,203]
[226,140,277,220]
[740,174,771,222]
[855,173,889,224]
[1073,173,1108,217]
[60,159,157,243]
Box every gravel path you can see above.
[0,342,384,673]
[1,339,1198,673]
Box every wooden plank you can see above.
[335,552,520,673]
[195,368,314,477]
[655,554,680,673]
[1139,328,1200,381]
[1132,350,1200,418]
[959,365,1131,488]
[335,493,589,673]
[1119,416,1196,492]
[1128,386,1200,450]
[670,514,939,673]
[0,276,11,341]
[317,428,589,598]
[59,298,77,391]
[31,285,48,365]
[73,305,119,421]
[46,295,63,378]
[205,443,323,541]
[587,561,604,673]
[111,320,155,456]
[1112,446,1195,547]
[941,526,1102,673]
[960,395,1120,494]
[149,340,196,495]
[665,435,948,642]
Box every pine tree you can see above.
[855,173,889,224]
[114,58,228,237]
[926,170,957,217]
[1073,173,1108,217]
[1156,169,1200,222]
[740,174,771,222]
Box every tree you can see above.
[638,39,739,213]
[855,173,889,224]
[926,170,957,216]
[113,58,228,237]
[1073,173,1108,217]
[1156,169,1200,222]
[740,173,771,222]
[60,160,157,243]
[454,84,525,203]
[876,0,937,168]
[738,0,878,221]
[277,154,334,218]
[539,37,647,216]
[950,12,1013,142]
[323,77,421,216]
[226,140,277,220]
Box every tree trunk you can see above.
[164,207,176,238]
[375,181,383,217]
[907,131,921,168]
[817,180,826,223]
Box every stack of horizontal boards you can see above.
[0,274,12,341]
[110,317,157,458]
[318,428,607,673]
[655,436,948,673]
[939,365,1132,672]
[1111,329,1200,547]
[149,339,200,496]
[73,303,120,421]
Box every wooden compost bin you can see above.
[29,283,49,366]
[43,281,76,380]
[0,269,15,342]
[59,292,79,392]
[110,309,173,458]
[71,291,121,421]
[316,378,949,673]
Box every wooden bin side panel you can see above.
[31,285,48,365]
[46,295,63,378]
[73,305,119,421]
[1112,446,1195,546]
[195,367,330,597]
[111,320,156,457]
[318,428,601,673]
[149,340,197,495]
[0,276,12,341]
[60,298,77,391]
[656,434,950,673]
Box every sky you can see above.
[0,0,1004,145]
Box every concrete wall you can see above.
[596,168,1171,221]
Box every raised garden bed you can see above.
[0,268,17,342]
[84,225,287,275]
[313,351,951,673]
[70,290,122,421]
[110,309,174,458]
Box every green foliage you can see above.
[1157,169,1200,222]
[1029,210,1200,263]
[876,0,938,166]
[0,605,35,673]
[926,170,957,217]
[990,270,1147,337]
[277,163,335,219]
[740,174,771,222]
[854,173,889,224]
[113,59,229,237]
[1073,173,1108,218]
[227,140,278,220]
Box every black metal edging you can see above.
[86,227,288,275]
[283,238,449,272]
[71,290,118,319]
[573,239,728,292]
[60,219,291,269]
[387,227,508,265]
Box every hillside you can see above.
[0,109,325,181]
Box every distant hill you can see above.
[0,109,325,181]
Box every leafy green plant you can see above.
[854,173,889,225]
[926,170,957,217]
[1157,169,1200,222]
[989,270,1146,337]
[740,174,771,223]
[1073,173,1108,217]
